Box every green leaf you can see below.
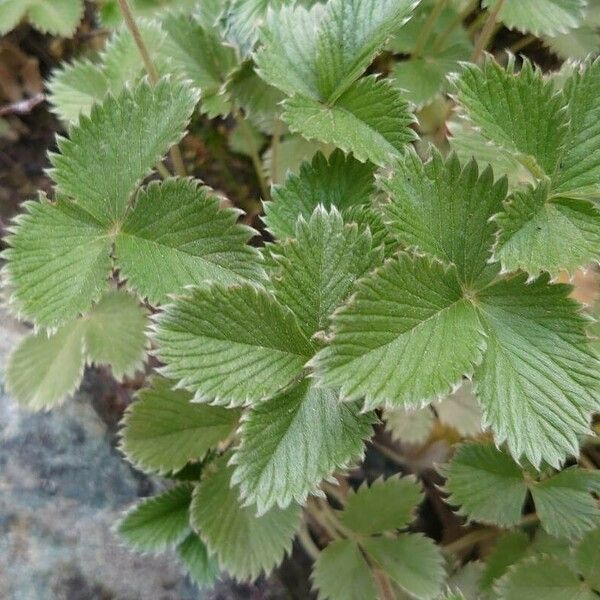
[5,319,85,411]
[270,207,381,337]
[552,58,600,199]
[115,178,264,305]
[455,58,567,177]
[475,274,600,467]
[441,443,527,528]
[339,476,423,535]
[282,76,416,166]
[576,528,600,590]
[255,0,417,102]
[5,290,148,410]
[176,533,219,588]
[0,0,84,36]
[117,484,192,551]
[496,556,597,600]
[99,0,198,27]
[530,468,600,539]
[544,26,600,60]
[312,539,378,600]
[232,379,374,513]
[343,204,400,258]
[82,290,148,378]
[483,0,587,36]
[263,149,376,241]
[120,377,240,475]
[392,41,470,107]
[362,534,445,600]
[190,455,300,580]
[480,532,530,592]
[381,149,507,286]
[313,253,484,410]
[494,183,600,276]
[153,283,314,406]
[51,78,198,225]
[162,12,238,117]
[383,406,435,445]
[3,198,112,328]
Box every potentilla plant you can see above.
[2,0,600,598]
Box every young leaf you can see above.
[362,534,445,600]
[436,382,483,438]
[575,528,600,590]
[263,149,375,241]
[51,78,198,225]
[496,556,597,600]
[484,0,587,36]
[153,283,314,406]
[190,455,300,580]
[120,377,240,475]
[381,149,507,286]
[232,379,374,513]
[475,274,600,467]
[383,406,435,445]
[529,468,600,539]
[5,319,85,411]
[0,0,84,36]
[82,290,148,378]
[270,207,382,337]
[115,178,264,305]
[282,76,416,166]
[494,183,600,276]
[3,198,112,328]
[441,443,528,528]
[455,58,567,177]
[176,533,220,588]
[161,12,238,117]
[339,476,423,535]
[117,483,192,551]
[312,539,378,600]
[313,253,484,410]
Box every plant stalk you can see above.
[432,0,479,52]
[235,112,271,201]
[117,0,187,177]
[297,520,320,560]
[471,0,506,62]
[413,0,449,57]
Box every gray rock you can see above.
[0,314,200,600]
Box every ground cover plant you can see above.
[2,0,600,598]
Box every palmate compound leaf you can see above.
[231,379,375,513]
[120,377,240,475]
[312,252,485,411]
[339,476,423,535]
[255,0,418,165]
[263,149,376,241]
[190,454,300,580]
[117,483,193,552]
[442,443,600,538]
[51,78,198,225]
[482,0,587,36]
[474,273,600,467]
[494,183,600,276]
[153,283,314,406]
[115,178,264,305]
[176,533,219,588]
[5,290,148,410]
[282,76,416,167]
[0,0,84,36]
[269,207,382,337]
[496,555,598,600]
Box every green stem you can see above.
[373,568,397,600]
[236,112,271,201]
[269,119,282,187]
[432,0,479,52]
[117,0,187,177]
[297,520,320,560]
[509,33,537,54]
[413,0,449,57]
[471,0,506,62]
